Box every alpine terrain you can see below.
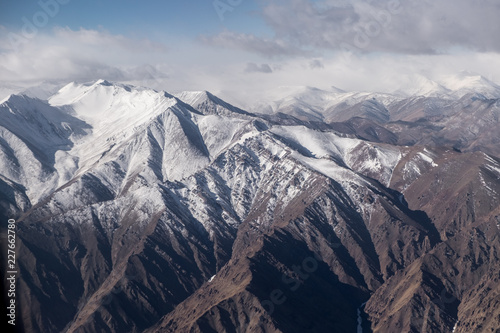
[1,73,500,333]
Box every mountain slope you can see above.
[175,90,253,117]
[1,79,499,333]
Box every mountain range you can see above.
[1,73,499,333]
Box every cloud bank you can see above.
[0,27,169,83]
[254,0,500,55]
[1,0,500,108]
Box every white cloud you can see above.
[309,59,324,69]
[257,0,500,55]
[200,31,307,57]
[1,26,500,110]
[0,27,169,83]
[207,51,500,108]
[245,62,273,73]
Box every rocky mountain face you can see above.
[1,78,499,333]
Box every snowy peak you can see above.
[440,71,500,99]
[174,90,210,106]
[175,90,251,117]
[48,80,181,131]
[397,75,451,98]
[94,79,113,86]
[49,79,173,108]
[44,80,219,180]
[250,85,397,123]
[248,86,349,122]
[393,72,500,99]
[247,72,500,123]
[266,86,344,108]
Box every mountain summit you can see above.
[440,71,500,99]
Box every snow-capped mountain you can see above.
[174,90,252,117]
[249,85,401,124]
[247,72,500,125]
[440,71,500,99]
[395,72,500,99]
[1,79,499,333]
[395,75,452,98]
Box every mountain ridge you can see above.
[1,79,499,333]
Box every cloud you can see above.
[257,0,500,55]
[1,23,500,111]
[309,59,324,69]
[199,31,307,57]
[0,27,169,83]
[202,51,500,109]
[245,62,273,73]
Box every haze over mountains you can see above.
[1,73,499,333]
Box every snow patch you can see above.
[269,125,360,161]
[418,151,438,167]
[195,114,249,158]
[479,172,497,196]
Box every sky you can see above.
[1,0,500,106]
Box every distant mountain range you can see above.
[1,75,499,333]
[247,71,500,123]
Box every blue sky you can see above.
[1,0,500,106]
[0,0,267,39]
